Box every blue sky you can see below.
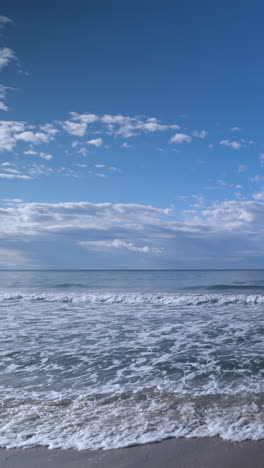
[1,1,264,268]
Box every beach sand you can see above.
[0,437,264,468]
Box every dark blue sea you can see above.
[0,270,263,449]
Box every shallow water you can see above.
[0,270,264,449]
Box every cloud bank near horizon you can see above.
[0,198,264,268]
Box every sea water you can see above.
[0,270,263,449]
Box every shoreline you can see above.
[1,438,264,468]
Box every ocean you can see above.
[0,269,263,450]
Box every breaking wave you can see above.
[1,291,264,305]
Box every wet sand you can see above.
[0,437,264,468]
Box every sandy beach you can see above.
[1,438,264,468]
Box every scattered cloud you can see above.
[170,133,192,144]
[24,149,38,155]
[230,127,241,132]
[192,130,208,139]
[0,120,25,151]
[0,16,14,29]
[220,140,243,150]
[259,153,264,166]
[0,173,32,179]
[0,85,13,111]
[4,168,20,174]
[77,147,88,156]
[60,112,98,136]
[87,137,103,147]
[251,175,264,182]
[237,164,248,173]
[80,239,163,254]
[61,113,180,139]
[15,130,51,144]
[27,163,54,177]
[252,191,264,201]
[40,124,58,137]
[40,152,53,160]
[0,47,16,71]
[0,121,55,153]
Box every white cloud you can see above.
[170,133,192,144]
[0,101,8,111]
[134,117,180,134]
[80,239,163,254]
[40,124,58,137]
[0,85,12,111]
[61,112,98,136]
[61,112,180,139]
[0,173,32,179]
[0,201,172,239]
[259,154,264,166]
[27,164,54,177]
[192,130,208,139]
[95,164,120,173]
[78,147,88,156]
[4,168,20,174]
[24,149,38,155]
[3,199,264,265]
[121,142,133,148]
[61,121,88,137]
[251,175,264,182]
[15,131,51,144]
[0,198,23,203]
[0,47,16,71]
[0,120,25,151]
[0,16,14,28]
[101,114,135,137]
[252,191,264,201]
[87,137,103,147]
[237,164,248,173]
[220,140,243,150]
[40,152,53,160]
[0,120,56,153]
[230,127,241,132]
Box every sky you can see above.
[1,1,264,268]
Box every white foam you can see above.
[0,388,263,450]
[1,286,264,450]
[1,291,264,305]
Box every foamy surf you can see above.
[1,270,264,450]
[0,388,263,450]
[1,291,264,305]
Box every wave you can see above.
[207,284,264,291]
[1,291,264,305]
[54,283,87,288]
[0,388,263,449]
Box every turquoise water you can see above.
[0,270,263,449]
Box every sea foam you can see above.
[1,291,264,305]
